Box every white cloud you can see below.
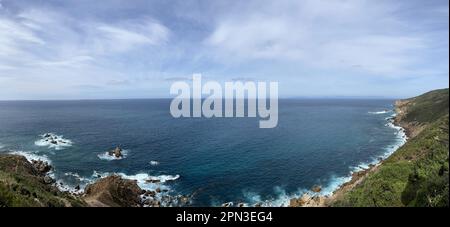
[205,0,428,75]
[0,7,171,96]
[0,17,45,57]
[93,21,170,53]
[0,5,173,99]
[0,0,447,99]
[0,8,170,69]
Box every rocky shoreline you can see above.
[289,102,409,207]
[0,152,191,207]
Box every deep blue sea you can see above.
[0,99,406,206]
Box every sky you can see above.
[0,0,448,100]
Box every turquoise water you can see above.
[0,99,405,206]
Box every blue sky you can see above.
[0,0,448,100]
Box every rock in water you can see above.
[108,146,123,158]
[312,185,322,193]
[83,175,142,207]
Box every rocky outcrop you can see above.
[108,147,123,158]
[0,154,85,207]
[31,160,52,175]
[1,153,192,207]
[83,175,142,207]
[394,100,424,138]
[289,193,326,207]
[42,133,71,146]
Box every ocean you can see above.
[0,99,406,206]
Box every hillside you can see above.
[0,154,85,207]
[0,153,188,207]
[333,88,449,207]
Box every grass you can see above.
[333,89,449,207]
[0,155,85,207]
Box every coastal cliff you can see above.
[332,88,449,207]
[0,154,85,207]
[0,154,188,207]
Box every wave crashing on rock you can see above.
[35,133,73,150]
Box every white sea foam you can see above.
[91,171,179,191]
[241,187,308,207]
[34,133,73,150]
[64,172,91,183]
[0,143,4,149]
[8,150,52,164]
[368,110,391,115]
[55,180,82,193]
[146,174,180,183]
[97,149,129,161]
[150,160,160,166]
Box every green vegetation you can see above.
[334,88,449,207]
[401,88,449,124]
[0,155,85,207]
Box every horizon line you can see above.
[0,96,404,102]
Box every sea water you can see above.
[0,99,406,206]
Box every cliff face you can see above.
[333,88,449,207]
[394,89,449,138]
[0,153,188,207]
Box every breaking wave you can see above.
[368,110,391,115]
[34,133,73,150]
[97,150,129,161]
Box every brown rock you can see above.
[83,175,142,207]
[289,194,312,207]
[31,160,52,175]
[108,147,123,158]
[312,185,322,193]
